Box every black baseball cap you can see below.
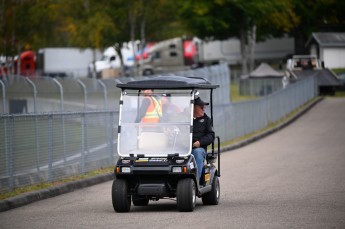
[194,97,209,106]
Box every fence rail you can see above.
[0,111,118,193]
[214,76,317,142]
[0,65,317,193]
[0,64,231,114]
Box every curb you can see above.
[0,97,323,212]
[0,173,114,212]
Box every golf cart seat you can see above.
[206,136,220,163]
[138,132,168,150]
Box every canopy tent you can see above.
[242,63,284,79]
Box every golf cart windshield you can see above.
[117,90,193,157]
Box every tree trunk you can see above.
[249,24,256,73]
[113,43,124,76]
[129,6,136,76]
[138,6,146,76]
[240,27,248,76]
[294,30,308,55]
[90,49,97,78]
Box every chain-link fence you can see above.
[0,64,230,114]
[0,111,118,193]
[0,64,317,193]
[239,78,284,96]
[214,76,317,143]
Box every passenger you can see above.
[135,89,162,123]
[161,93,181,122]
[192,96,215,182]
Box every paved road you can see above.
[0,98,344,229]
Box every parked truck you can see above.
[89,43,136,78]
[139,36,294,76]
[140,37,198,76]
[1,48,100,78]
[286,55,342,95]
[87,36,294,77]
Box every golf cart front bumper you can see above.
[114,155,197,196]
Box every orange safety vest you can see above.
[142,96,162,123]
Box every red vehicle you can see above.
[0,50,35,78]
[135,42,156,61]
[17,51,36,77]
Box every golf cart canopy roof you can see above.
[116,75,219,90]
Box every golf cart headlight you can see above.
[121,167,131,173]
[172,166,187,173]
[172,167,182,173]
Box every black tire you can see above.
[143,69,154,76]
[202,175,220,205]
[112,179,131,212]
[177,178,196,212]
[132,195,149,206]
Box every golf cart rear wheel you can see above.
[202,175,220,205]
[132,195,149,206]
[177,178,196,212]
[112,179,131,212]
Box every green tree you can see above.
[289,0,345,54]
[1,0,63,75]
[178,0,298,74]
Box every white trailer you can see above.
[37,48,101,78]
[198,37,294,65]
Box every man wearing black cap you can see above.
[192,97,215,183]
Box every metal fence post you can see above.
[0,81,9,189]
[98,80,113,164]
[25,78,37,113]
[77,79,89,173]
[52,78,66,164]
[1,114,9,191]
[25,77,41,172]
[48,114,53,182]
[0,80,6,113]
[108,112,114,164]
[77,79,87,111]
[0,66,7,81]
[8,115,14,191]
[97,79,108,109]
[81,113,86,173]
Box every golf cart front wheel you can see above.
[112,179,131,212]
[202,175,220,205]
[177,178,196,212]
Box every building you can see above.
[306,32,345,69]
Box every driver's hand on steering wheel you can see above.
[193,141,201,148]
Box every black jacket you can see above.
[192,113,215,150]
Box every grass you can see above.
[331,68,345,75]
[335,91,345,97]
[0,167,114,200]
[230,83,258,102]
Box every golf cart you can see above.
[112,75,221,212]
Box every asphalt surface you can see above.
[0,97,344,228]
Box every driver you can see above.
[192,96,215,183]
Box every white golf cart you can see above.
[112,75,221,212]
